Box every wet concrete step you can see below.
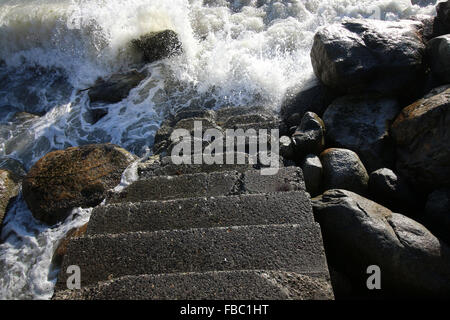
[108,167,305,204]
[87,191,313,235]
[56,223,328,289]
[53,270,333,300]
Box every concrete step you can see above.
[53,270,333,300]
[108,167,305,204]
[56,223,328,289]
[87,191,313,235]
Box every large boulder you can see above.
[0,169,19,231]
[427,35,450,84]
[313,189,450,297]
[320,148,369,195]
[424,188,450,245]
[132,30,183,64]
[323,94,400,172]
[23,144,136,225]
[310,19,426,95]
[391,85,450,191]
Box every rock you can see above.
[391,85,450,191]
[433,0,450,37]
[320,148,369,195]
[310,19,426,95]
[88,70,146,104]
[313,189,450,297]
[292,112,325,159]
[281,79,336,125]
[424,188,450,245]
[132,30,183,64]
[0,157,26,178]
[301,154,323,197]
[411,0,437,7]
[427,35,450,84]
[279,136,295,160]
[369,168,416,214]
[0,169,19,230]
[322,94,400,172]
[23,144,136,225]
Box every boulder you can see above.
[433,0,450,37]
[323,94,400,172]
[292,112,325,160]
[427,35,450,84]
[281,79,336,124]
[313,189,450,297]
[424,188,450,245]
[391,85,450,191]
[0,169,19,230]
[23,144,136,225]
[369,168,416,214]
[88,70,146,104]
[310,19,426,95]
[320,148,369,195]
[301,154,323,197]
[132,30,183,64]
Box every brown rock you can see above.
[23,144,136,225]
[0,169,19,230]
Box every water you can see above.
[0,0,436,299]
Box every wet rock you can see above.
[23,144,136,225]
[424,188,450,245]
[427,35,450,84]
[88,70,146,104]
[301,154,323,197]
[0,169,19,231]
[433,0,450,37]
[0,157,26,179]
[292,112,325,160]
[411,0,437,7]
[320,148,369,195]
[313,189,450,297]
[310,19,426,95]
[369,168,416,214]
[281,80,336,125]
[323,94,400,172]
[279,136,295,160]
[391,85,450,191]
[132,30,183,64]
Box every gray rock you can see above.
[88,70,146,104]
[323,94,400,172]
[391,85,450,191]
[313,189,450,297]
[310,19,426,95]
[281,79,336,124]
[427,35,450,83]
[301,154,323,197]
[424,188,450,244]
[292,112,325,160]
[369,168,416,213]
[132,30,182,64]
[320,148,369,195]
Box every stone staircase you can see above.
[52,107,333,300]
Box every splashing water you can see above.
[0,0,437,299]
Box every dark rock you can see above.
[424,188,450,245]
[301,154,323,197]
[391,85,450,191]
[292,112,325,159]
[0,157,26,179]
[281,79,336,125]
[22,144,136,225]
[310,19,426,95]
[433,0,450,37]
[132,30,183,64]
[0,169,19,231]
[369,168,416,214]
[313,189,450,297]
[320,148,369,195]
[427,35,450,84]
[88,70,146,104]
[279,136,295,160]
[323,94,400,172]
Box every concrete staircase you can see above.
[53,107,333,300]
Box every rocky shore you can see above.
[1,0,450,300]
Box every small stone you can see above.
[292,112,325,159]
[279,136,295,160]
[301,154,323,197]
